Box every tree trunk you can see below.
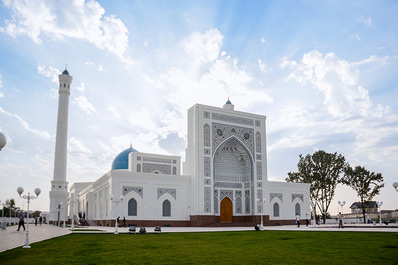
[361,199,366,224]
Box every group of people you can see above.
[295,213,344,228]
[116,216,127,227]
[17,213,43,231]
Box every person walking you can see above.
[17,213,25,231]
[35,216,38,226]
[117,216,120,227]
[296,213,300,228]
[39,216,42,226]
[123,216,126,227]
[338,212,344,228]
[305,213,309,227]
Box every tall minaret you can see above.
[49,69,72,223]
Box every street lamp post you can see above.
[61,202,66,228]
[393,182,398,192]
[17,187,41,249]
[5,199,10,226]
[14,209,18,225]
[55,202,63,226]
[109,194,124,234]
[0,200,6,230]
[68,194,80,230]
[8,205,13,226]
[256,198,267,230]
[338,201,346,215]
[394,182,398,224]
[0,132,6,151]
[376,201,383,225]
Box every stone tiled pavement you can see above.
[0,223,71,252]
[1,223,397,252]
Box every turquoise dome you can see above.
[62,69,69,75]
[111,147,139,170]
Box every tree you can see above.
[286,150,346,224]
[342,165,384,224]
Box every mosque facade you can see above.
[68,101,310,227]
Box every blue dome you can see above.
[111,147,139,170]
[62,69,69,75]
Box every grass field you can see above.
[0,231,397,264]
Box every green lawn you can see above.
[1,231,397,264]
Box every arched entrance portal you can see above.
[220,197,233,223]
[214,136,254,219]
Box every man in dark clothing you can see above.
[17,213,25,231]
[123,217,126,227]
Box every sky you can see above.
[0,0,397,215]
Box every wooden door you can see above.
[220,197,233,223]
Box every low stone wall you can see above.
[90,215,297,227]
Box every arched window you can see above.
[162,200,171,217]
[256,132,261,153]
[204,124,210,147]
[235,197,242,213]
[295,203,301,216]
[245,197,250,214]
[128,198,137,216]
[273,202,280,217]
[137,164,141,172]
[172,166,177,175]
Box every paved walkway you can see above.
[0,223,71,252]
[1,223,397,252]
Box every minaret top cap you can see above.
[62,69,70,75]
[223,98,234,110]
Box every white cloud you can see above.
[181,28,223,64]
[276,50,398,164]
[68,137,93,155]
[85,61,104,71]
[37,64,60,83]
[357,16,373,27]
[261,37,265,43]
[258,59,267,73]
[281,50,372,117]
[1,0,131,63]
[352,34,360,40]
[73,96,97,115]
[74,82,85,93]
[0,74,3,98]
[0,106,51,140]
[104,105,120,118]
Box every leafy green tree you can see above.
[343,165,384,224]
[286,150,346,224]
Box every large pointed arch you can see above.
[213,135,255,215]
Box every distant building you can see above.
[349,201,378,214]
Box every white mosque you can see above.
[50,70,310,227]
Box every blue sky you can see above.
[0,0,397,214]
